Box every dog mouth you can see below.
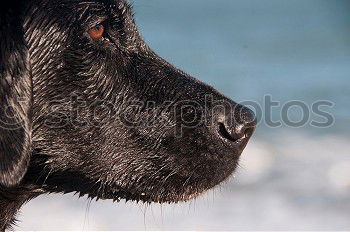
[94,126,256,204]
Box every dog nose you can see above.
[216,104,256,149]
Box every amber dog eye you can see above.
[88,24,105,41]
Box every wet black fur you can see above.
[0,0,256,229]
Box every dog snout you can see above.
[215,103,257,150]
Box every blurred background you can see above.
[19,0,350,230]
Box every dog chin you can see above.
[100,167,238,204]
[100,188,202,204]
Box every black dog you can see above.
[0,0,256,229]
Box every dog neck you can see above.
[0,187,41,230]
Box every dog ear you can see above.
[0,3,33,187]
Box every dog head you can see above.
[0,0,256,203]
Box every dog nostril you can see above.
[215,104,257,145]
[243,126,255,139]
[218,123,239,142]
[218,121,256,143]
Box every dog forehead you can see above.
[55,0,128,9]
[20,0,133,30]
[47,0,132,20]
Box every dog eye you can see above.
[88,24,105,41]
